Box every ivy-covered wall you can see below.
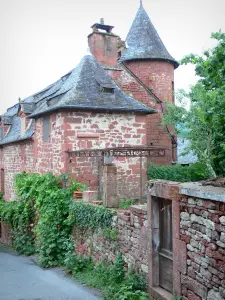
[72,204,149,275]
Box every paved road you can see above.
[0,245,101,300]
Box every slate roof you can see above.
[0,54,155,145]
[0,117,34,145]
[120,6,179,68]
[27,54,155,118]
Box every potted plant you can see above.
[73,183,88,200]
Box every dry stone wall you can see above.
[180,196,225,300]
[73,205,149,274]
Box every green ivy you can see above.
[0,173,36,255]
[67,201,116,231]
[0,172,83,264]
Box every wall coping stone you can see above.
[147,180,225,203]
[180,182,225,203]
[130,205,147,214]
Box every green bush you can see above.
[119,199,136,209]
[147,162,209,182]
[70,252,149,300]
[64,251,93,275]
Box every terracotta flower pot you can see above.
[73,191,83,200]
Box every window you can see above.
[101,87,114,93]
[43,116,50,142]
[20,118,26,137]
[0,127,4,140]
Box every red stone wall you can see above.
[64,111,147,199]
[180,196,225,300]
[88,32,119,67]
[73,204,148,275]
[0,222,11,245]
[108,61,175,164]
[34,113,67,175]
[0,141,35,201]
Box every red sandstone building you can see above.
[0,4,178,201]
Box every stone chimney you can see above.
[88,19,120,67]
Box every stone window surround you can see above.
[147,180,183,300]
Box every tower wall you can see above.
[125,60,174,102]
[113,60,176,165]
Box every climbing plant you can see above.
[67,201,116,231]
[0,172,84,264]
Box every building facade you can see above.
[0,4,178,201]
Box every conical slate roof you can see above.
[120,6,179,68]
[28,54,155,118]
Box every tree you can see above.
[164,31,225,177]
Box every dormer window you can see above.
[101,87,115,93]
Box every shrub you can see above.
[119,199,136,209]
[147,162,209,182]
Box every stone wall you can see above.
[65,112,147,199]
[0,222,11,245]
[109,61,175,164]
[0,141,35,201]
[147,180,225,300]
[73,205,149,275]
[180,196,225,300]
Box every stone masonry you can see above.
[73,205,149,275]
[147,180,225,300]
[180,196,225,300]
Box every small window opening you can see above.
[101,87,114,93]
[0,127,4,140]
[20,118,26,137]
[43,116,50,142]
[118,51,122,60]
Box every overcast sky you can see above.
[0,0,224,114]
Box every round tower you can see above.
[120,4,179,163]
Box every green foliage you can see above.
[64,251,93,275]
[125,272,148,291]
[164,31,225,177]
[71,252,148,300]
[1,172,148,299]
[103,228,118,241]
[0,172,82,265]
[67,201,116,231]
[119,199,136,209]
[32,173,76,267]
[147,162,209,182]
[0,173,36,255]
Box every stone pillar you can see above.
[102,164,119,208]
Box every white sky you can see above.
[0,0,224,114]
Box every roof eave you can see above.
[0,136,34,147]
[120,56,179,69]
[28,105,156,119]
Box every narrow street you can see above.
[0,244,101,300]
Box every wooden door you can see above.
[159,199,173,293]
